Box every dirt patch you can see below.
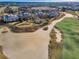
[43,26,48,31]
[10,26,39,33]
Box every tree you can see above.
[4,6,14,14]
[62,7,66,12]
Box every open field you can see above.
[56,17,79,59]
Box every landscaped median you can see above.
[56,17,79,59]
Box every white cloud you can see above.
[64,0,79,2]
[50,0,79,2]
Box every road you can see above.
[0,13,73,59]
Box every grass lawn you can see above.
[67,11,76,15]
[76,11,79,14]
[0,26,3,29]
[56,17,79,59]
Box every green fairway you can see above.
[56,17,79,59]
[67,11,76,15]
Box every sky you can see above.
[0,0,79,2]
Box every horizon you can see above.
[0,1,79,2]
[0,0,79,2]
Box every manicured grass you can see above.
[0,26,3,29]
[76,11,79,14]
[67,11,76,15]
[56,17,79,59]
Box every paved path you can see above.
[0,13,73,59]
